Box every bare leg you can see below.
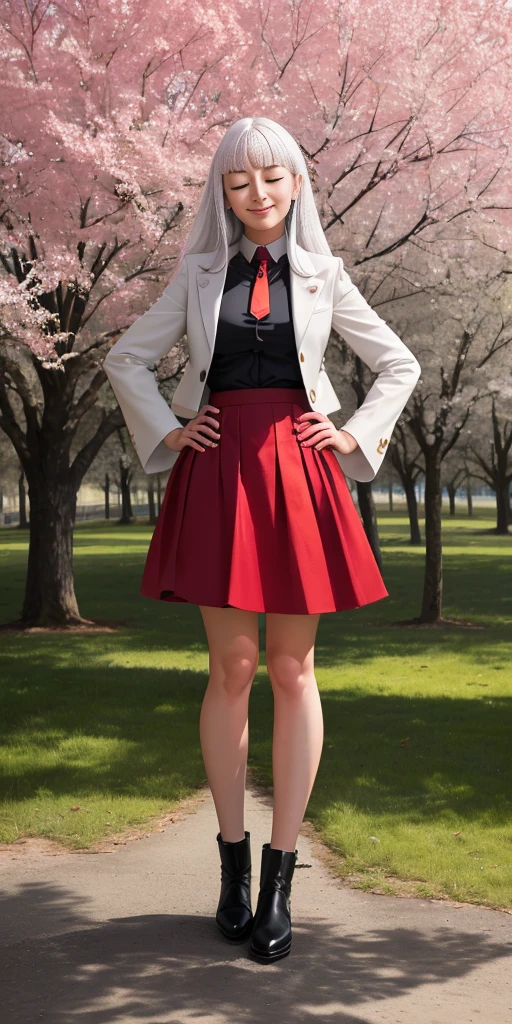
[198,605,259,843]
[265,612,323,853]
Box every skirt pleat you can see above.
[140,387,388,614]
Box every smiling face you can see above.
[223,162,302,244]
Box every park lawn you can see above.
[0,511,511,911]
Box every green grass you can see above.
[0,511,511,910]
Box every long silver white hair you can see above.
[179,116,333,277]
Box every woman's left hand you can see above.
[294,412,359,454]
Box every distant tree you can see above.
[469,397,512,534]
[390,423,423,544]
[442,444,476,516]
[403,250,512,623]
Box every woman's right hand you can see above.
[163,404,221,453]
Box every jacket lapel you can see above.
[289,249,327,350]
[193,242,327,354]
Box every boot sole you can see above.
[248,939,292,963]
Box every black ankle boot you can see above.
[248,842,298,963]
[215,830,254,942]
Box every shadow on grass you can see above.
[1,653,511,831]
[0,664,208,804]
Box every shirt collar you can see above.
[238,229,288,264]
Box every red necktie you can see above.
[250,245,271,319]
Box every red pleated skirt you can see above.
[140,387,388,614]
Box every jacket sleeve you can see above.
[103,257,189,475]
[331,258,421,482]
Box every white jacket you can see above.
[104,238,421,482]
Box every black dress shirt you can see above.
[206,231,304,392]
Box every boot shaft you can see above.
[216,830,251,883]
[259,842,298,897]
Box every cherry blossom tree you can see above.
[401,241,512,623]
[0,0,253,626]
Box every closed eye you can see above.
[231,178,284,190]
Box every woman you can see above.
[104,116,421,964]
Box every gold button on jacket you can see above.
[309,388,316,402]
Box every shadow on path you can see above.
[1,877,511,1023]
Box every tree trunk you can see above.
[131,486,139,517]
[404,477,422,545]
[466,474,473,517]
[18,471,28,528]
[156,473,162,515]
[495,481,510,535]
[388,478,393,512]
[147,478,156,524]
[105,472,110,520]
[447,483,456,516]
[420,451,443,623]
[390,447,421,546]
[356,481,383,572]
[118,462,133,524]
[20,469,86,627]
[0,351,125,626]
